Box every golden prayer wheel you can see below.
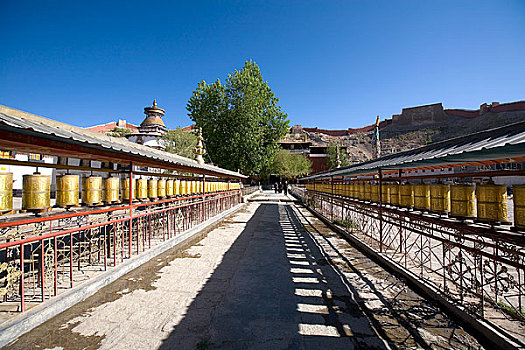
[23,174,51,211]
[371,184,380,203]
[344,184,350,197]
[166,180,174,197]
[122,178,136,201]
[476,184,507,223]
[182,180,188,195]
[356,184,363,200]
[399,184,414,208]
[382,184,390,204]
[430,184,450,214]
[136,178,148,200]
[0,172,13,213]
[364,184,371,201]
[413,184,430,211]
[390,184,400,206]
[450,184,476,218]
[512,185,525,229]
[174,180,181,196]
[157,179,166,198]
[103,177,120,204]
[82,176,102,206]
[56,175,79,208]
[148,179,158,200]
[191,180,197,194]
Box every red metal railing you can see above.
[297,188,525,344]
[0,189,242,313]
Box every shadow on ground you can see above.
[159,203,391,350]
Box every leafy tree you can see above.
[106,127,132,138]
[269,150,312,179]
[327,142,351,169]
[161,127,197,158]
[187,60,289,176]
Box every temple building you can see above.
[126,100,167,149]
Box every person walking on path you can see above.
[283,181,288,196]
[274,182,278,193]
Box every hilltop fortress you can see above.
[281,100,525,173]
[301,100,525,136]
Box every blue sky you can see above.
[1,1,524,129]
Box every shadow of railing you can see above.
[159,203,389,349]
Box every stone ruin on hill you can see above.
[286,100,525,164]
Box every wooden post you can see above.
[379,168,383,253]
[129,162,133,258]
[331,176,334,221]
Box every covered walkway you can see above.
[6,192,480,349]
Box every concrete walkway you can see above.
[5,192,482,349]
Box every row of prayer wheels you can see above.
[0,172,239,213]
[306,182,525,229]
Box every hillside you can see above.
[293,101,525,165]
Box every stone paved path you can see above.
[6,195,483,349]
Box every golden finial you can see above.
[153,99,157,107]
[336,143,342,168]
[194,127,206,165]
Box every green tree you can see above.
[161,127,198,158]
[327,142,351,169]
[187,60,289,176]
[269,150,312,179]
[106,127,132,138]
